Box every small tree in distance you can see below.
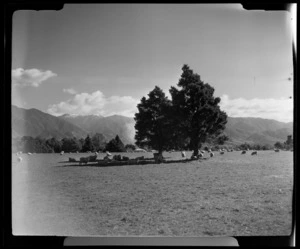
[82,135,94,152]
[91,133,106,152]
[105,135,126,152]
[274,141,284,150]
[125,144,136,152]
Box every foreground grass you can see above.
[12,151,293,236]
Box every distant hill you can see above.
[224,117,293,145]
[59,114,135,145]
[11,105,88,139]
[12,105,293,146]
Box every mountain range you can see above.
[11,105,135,144]
[11,105,293,146]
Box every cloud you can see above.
[219,94,293,123]
[63,88,77,95]
[47,90,139,117]
[12,68,57,87]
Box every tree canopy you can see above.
[134,65,228,156]
[170,64,228,155]
[91,133,107,152]
[134,86,173,155]
[82,135,94,152]
[61,137,82,153]
[105,135,126,152]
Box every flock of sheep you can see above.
[15,147,286,164]
[182,148,261,159]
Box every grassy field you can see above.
[12,150,293,236]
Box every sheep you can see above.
[181,151,186,158]
[60,151,64,155]
[69,157,76,162]
[79,157,89,165]
[274,149,280,152]
[27,152,32,155]
[89,155,97,162]
[198,153,204,158]
[113,155,122,161]
[103,155,112,161]
[241,150,246,154]
[251,151,258,155]
[220,151,225,155]
[106,151,112,156]
[210,152,214,157]
[17,157,22,162]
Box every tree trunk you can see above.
[193,146,198,158]
[158,149,163,157]
[154,151,164,163]
[191,136,200,157]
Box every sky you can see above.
[11,4,294,122]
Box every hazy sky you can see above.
[12,4,294,122]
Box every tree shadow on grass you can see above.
[56,157,209,168]
[57,156,174,164]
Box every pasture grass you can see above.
[12,151,293,236]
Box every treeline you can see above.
[228,143,273,151]
[189,142,274,152]
[236,136,293,151]
[274,137,293,150]
[12,133,137,153]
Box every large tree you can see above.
[170,64,227,156]
[134,86,173,157]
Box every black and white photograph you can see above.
[11,3,295,239]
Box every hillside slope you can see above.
[12,105,88,139]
